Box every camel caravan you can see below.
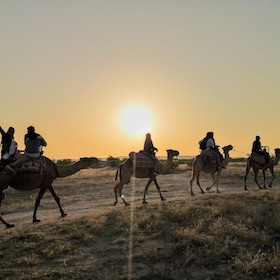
[0,126,279,228]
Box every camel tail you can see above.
[115,164,123,181]
[115,168,119,181]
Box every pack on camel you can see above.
[189,145,233,196]
[0,156,99,228]
[244,148,280,190]
[114,149,179,206]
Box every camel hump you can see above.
[128,151,153,168]
[251,153,266,165]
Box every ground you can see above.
[1,162,280,279]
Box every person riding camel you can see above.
[142,133,159,174]
[24,126,47,158]
[0,126,27,173]
[199,131,225,169]
[251,136,270,164]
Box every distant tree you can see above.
[106,156,120,167]
[56,159,75,165]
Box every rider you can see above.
[142,133,159,174]
[251,136,270,164]
[24,126,47,158]
[0,126,27,173]
[199,132,225,169]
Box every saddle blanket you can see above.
[129,152,153,168]
[18,157,46,173]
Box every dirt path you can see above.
[1,164,279,230]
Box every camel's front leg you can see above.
[48,185,67,218]
[253,168,262,189]
[153,178,165,202]
[33,187,47,223]
[142,178,154,204]
[268,168,275,188]
[206,173,216,191]
[244,166,251,190]
[262,169,267,189]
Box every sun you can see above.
[120,105,154,136]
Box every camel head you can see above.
[222,145,233,154]
[166,149,179,158]
[274,148,280,157]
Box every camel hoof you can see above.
[125,203,130,206]
[6,223,15,229]
[33,218,41,223]
[161,197,166,201]
[61,213,67,218]
[142,200,148,204]
[205,187,210,191]
[191,193,195,196]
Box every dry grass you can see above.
[1,163,280,279]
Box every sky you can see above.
[1,1,280,160]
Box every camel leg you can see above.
[268,168,275,188]
[142,178,154,204]
[32,187,47,223]
[114,183,130,206]
[48,185,67,218]
[216,172,221,193]
[244,164,251,190]
[153,178,165,202]
[196,175,204,194]
[263,169,267,189]
[206,173,216,191]
[253,168,262,190]
[0,191,14,228]
[189,174,195,196]
[190,171,204,196]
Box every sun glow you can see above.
[120,105,154,136]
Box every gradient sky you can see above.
[1,1,279,159]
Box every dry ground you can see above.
[1,162,280,279]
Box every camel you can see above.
[114,149,179,206]
[244,148,280,190]
[0,156,99,228]
[189,145,233,196]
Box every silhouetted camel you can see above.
[0,156,99,228]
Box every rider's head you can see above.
[27,126,35,134]
[7,127,15,138]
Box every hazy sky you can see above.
[1,1,279,159]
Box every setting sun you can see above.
[119,105,154,136]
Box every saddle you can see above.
[129,152,154,168]
[251,152,267,165]
[17,157,47,173]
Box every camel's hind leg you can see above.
[114,182,130,206]
[253,167,262,190]
[190,173,204,196]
